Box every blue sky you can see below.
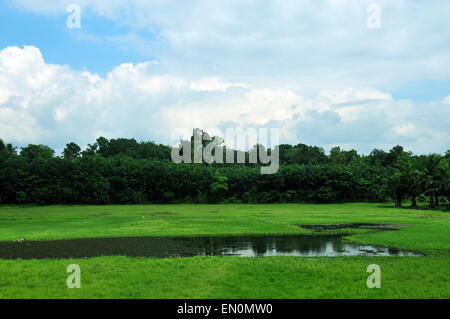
[0,0,449,154]
[0,1,155,75]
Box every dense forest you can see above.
[0,129,449,208]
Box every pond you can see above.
[0,234,421,259]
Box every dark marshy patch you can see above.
[88,212,111,217]
[419,216,449,219]
[143,211,174,216]
[0,234,421,260]
[298,223,402,232]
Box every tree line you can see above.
[0,131,449,207]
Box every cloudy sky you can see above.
[0,0,449,154]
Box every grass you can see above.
[0,256,448,299]
[0,203,449,298]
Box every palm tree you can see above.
[436,158,450,207]
[422,154,442,207]
[408,168,425,208]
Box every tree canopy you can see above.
[0,132,449,207]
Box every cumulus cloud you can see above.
[0,45,449,154]
[392,124,416,137]
[189,77,246,92]
[442,96,450,105]
[11,0,450,92]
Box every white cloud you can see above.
[321,88,392,105]
[11,0,450,92]
[0,107,42,142]
[442,96,450,105]
[0,87,9,105]
[0,45,449,154]
[189,77,246,92]
[392,124,416,137]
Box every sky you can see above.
[0,0,449,155]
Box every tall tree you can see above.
[63,142,81,160]
[422,154,442,207]
[20,144,54,162]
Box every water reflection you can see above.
[179,235,420,257]
[0,235,421,259]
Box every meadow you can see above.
[0,203,448,298]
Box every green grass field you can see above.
[0,203,449,298]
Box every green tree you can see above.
[385,146,411,207]
[63,142,81,160]
[209,172,229,202]
[422,154,442,207]
[436,157,450,206]
[407,167,425,208]
[20,144,54,162]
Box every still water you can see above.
[0,234,421,259]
